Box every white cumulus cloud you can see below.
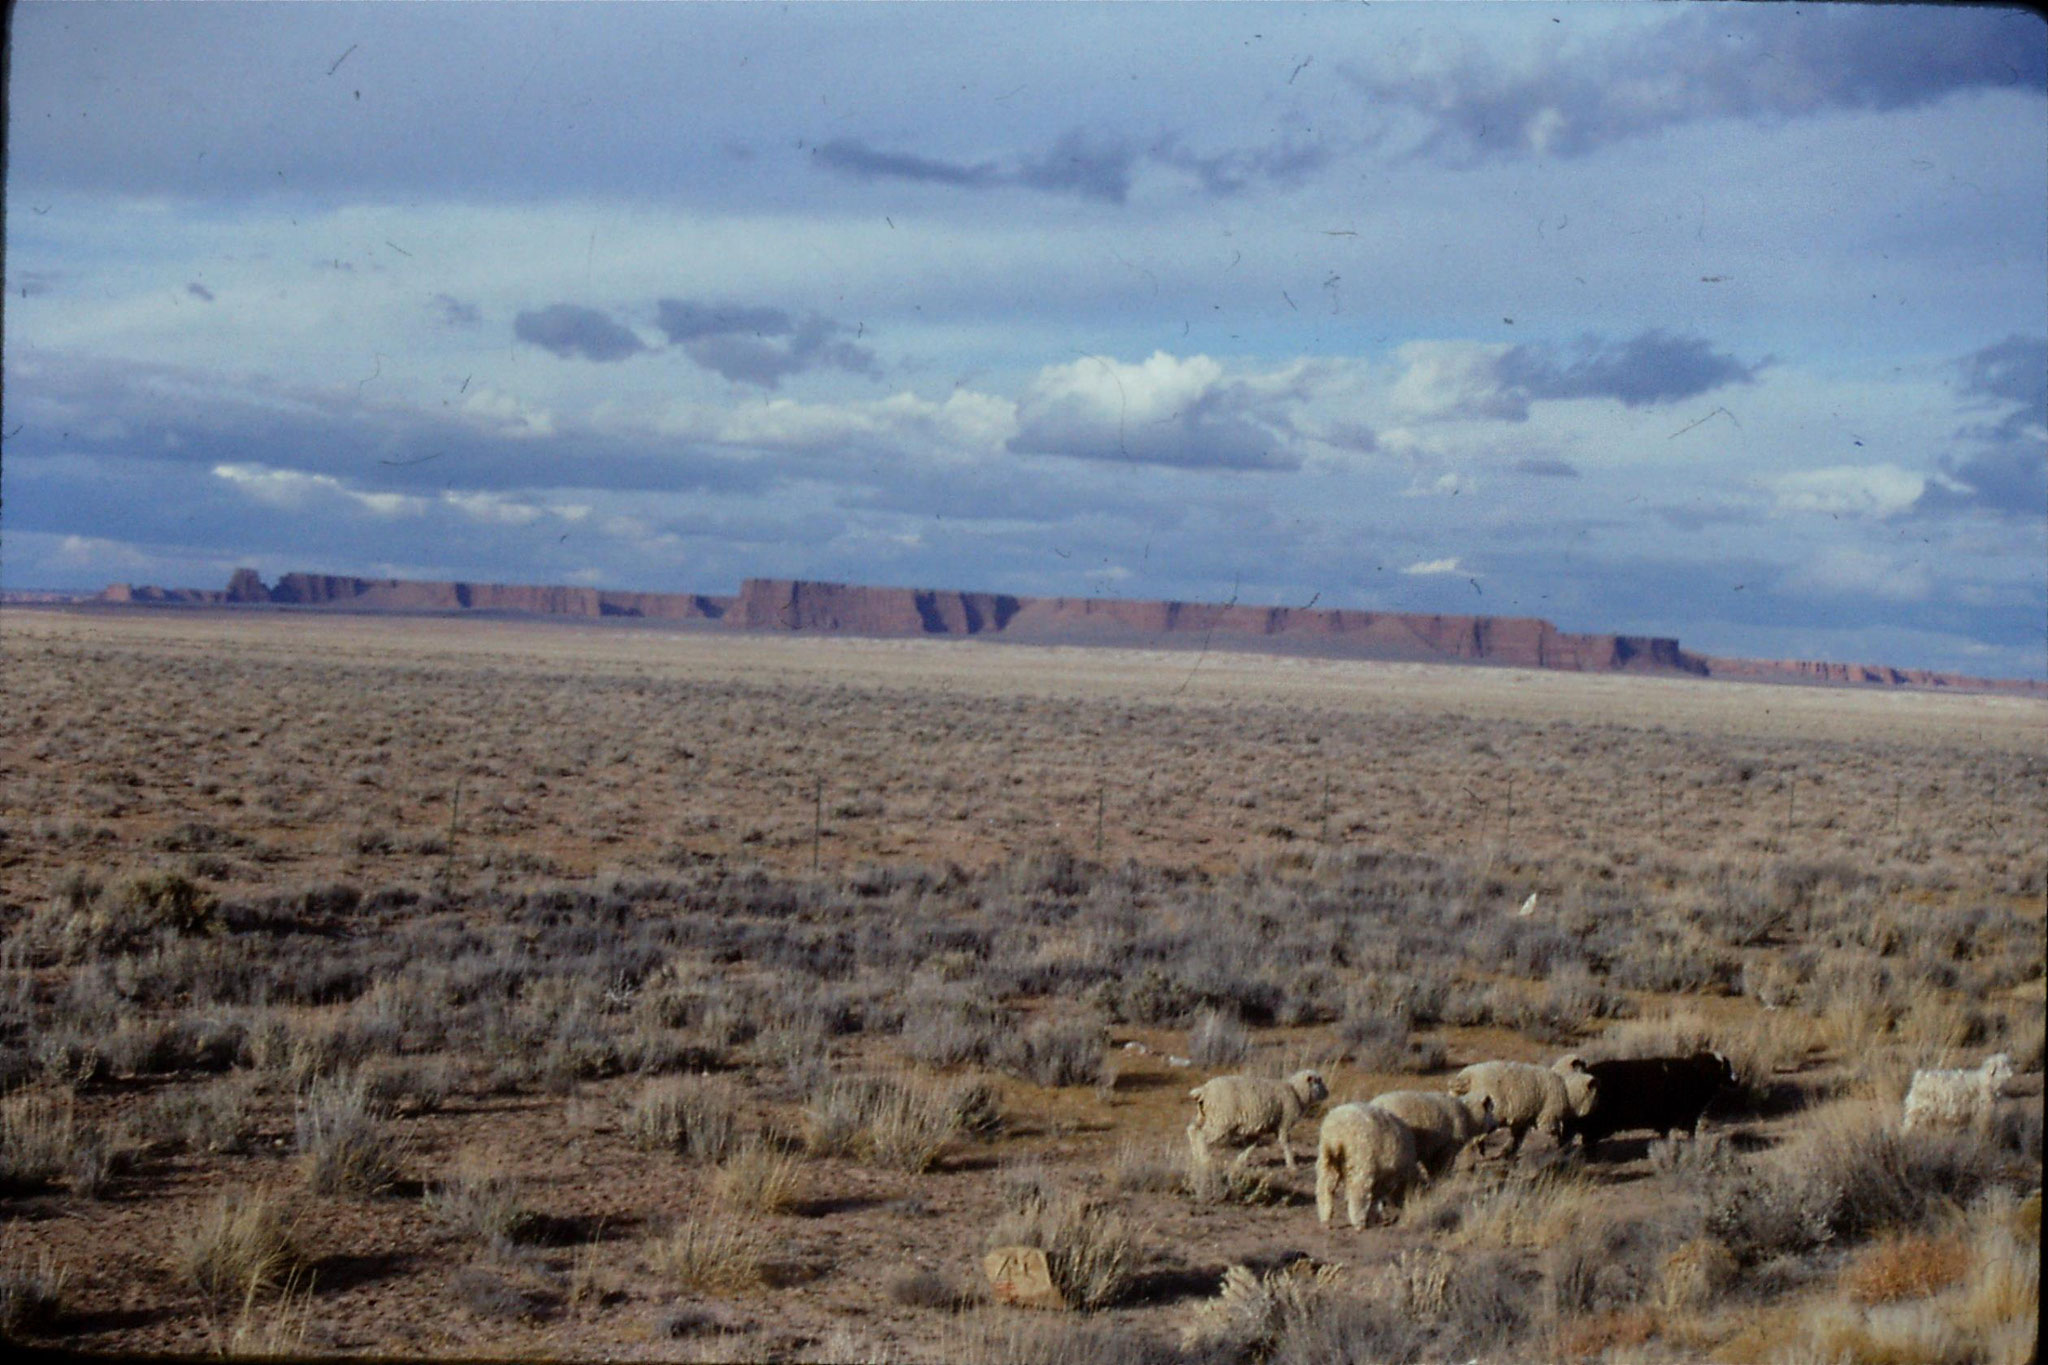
[1762,463,1927,518]
[1781,547,1932,602]
[212,463,424,518]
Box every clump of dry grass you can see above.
[1658,1235,1740,1315]
[626,1075,740,1160]
[996,1016,1106,1088]
[1412,1163,1599,1250]
[1181,1258,1347,1358]
[710,1139,804,1213]
[177,1188,301,1303]
[148,1073,260,1155]
[1108,1132,1287,1206]
[644,1216,768,1291]
[1708,1099,2020,1265]
[295,1072,401,1195]
[1842,1232,1973,1304]
[0,1089,77,1194]
[802,1071,961,1173]
[0,1242,68,1337]
[985,1188,1139,1310]
[1187,1009,1251,1067]
[423,1153,541,1253]
[1550,1307,1661,1360]
[1107,1137,1179,1194]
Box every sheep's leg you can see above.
[1346,1174,1368,1229]
[1316,1152,1339,1224]
[1278,1137,1296,1170]
[1187,1124,1212,1169]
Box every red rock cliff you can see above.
[84,569,2040,693]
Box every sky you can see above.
[5,2,2045,678]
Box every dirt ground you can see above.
[1,607,2040,1362]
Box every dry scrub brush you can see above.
[983,1185,1140,1311]
[176,1188,302,1304]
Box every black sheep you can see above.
[1558,1051,1736,1153]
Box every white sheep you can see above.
[1448,1058,1598,1154]
[1316,1102,1423,1229]
[1187,1070,1329,1170]
[1366,1089,1498,1177]
[1902,1052,2014,1133]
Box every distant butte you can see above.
[81,568,2045,697]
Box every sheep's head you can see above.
[1290,1071,1330,1106]
[1560,1066,1599,1116]
[1703,1051,1736,1088]
[1471,1093,1500,1134]
[1983,1053,2015,1085]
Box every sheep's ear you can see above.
[1557,1053,1589,1073]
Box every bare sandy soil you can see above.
[1,607,2039,1363]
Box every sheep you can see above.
[1365,1089,1498,1178]
[1549,1052,1735,1155]
[1316,1102,1423,1229]
[1186,1070,1329,1170]
[1447,1058,1598,1154]
[1902,1052,2014,1133]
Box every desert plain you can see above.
[0,606,2040,1363]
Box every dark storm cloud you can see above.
[815,132,1130,202]
[11,270,65,298]
[653,299,878,388]
[1014,131,1136,204]
[513,305,646,363]
[654,301,801,342]
[812,140,1001,189]
[1009,391,1299,473]
[1913,336,2048,518]
[816,128,1327,204]
[1500,331,1760,409]
[1147,134,1330,196]
[1347,6,2047,164]
[1956,334,2048,423]
[430,294,481,328]
[1406,331,1761,424]
[1512,458,1580,479]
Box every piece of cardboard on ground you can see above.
[983,1246,1067,1310]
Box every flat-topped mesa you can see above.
[82,568,2039,693]
[102,582,226,605]
[727,578,1020,635]
[728,578,1700,673]
[222,570,727,621]
[1698,655,2043,695]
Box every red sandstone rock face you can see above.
[729,579,1705,675]
[256,573,728,621]
[726,579,1015,635]
[87,570,2041,694]
[104,583,225,605]
[224,568,270,604]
